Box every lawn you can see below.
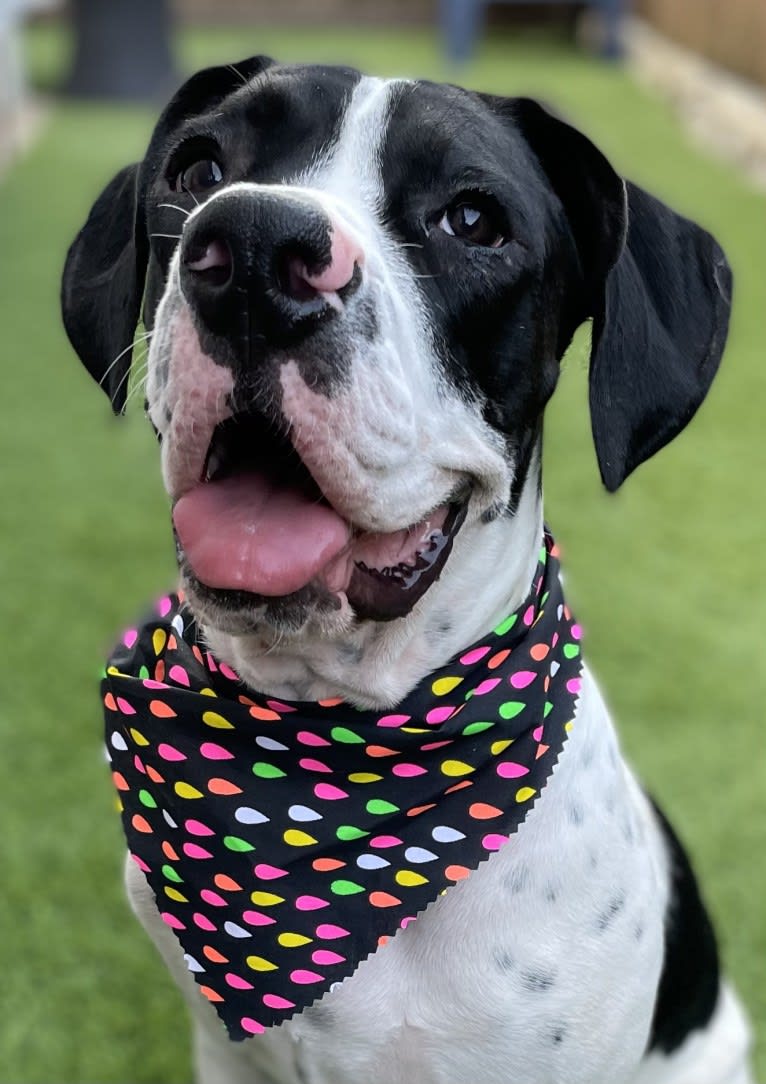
[1,18,764,1083]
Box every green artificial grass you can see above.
[1,19,764,1083]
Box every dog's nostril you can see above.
[184,239,233,287]
[276,248,321,304]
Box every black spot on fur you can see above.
[551,1025,567,1045]
[495,950,515,972]
[521,968,556,993]
[596,893,625,932]
[567,803,584,826]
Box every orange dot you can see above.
[445,780,473,795]
[131,814,152,834]
[407,802,437,817]
[248,705,281,722]
[313,857,345,872]
[215,874,243,892]
[162,841,180,862]
[203,945,229,964]
[150,699,176,718]
[146,765,165,784]
[154,660,166,682]
[469,802,503,820]
[208,777,242,796]
[318,697,344,707]
[104,693,117,711]
[488,649,511,670]
[377,935,390,947]
[445,864,470,881]
[370,891,402,908]
[112,771,129,792]
[167,635,177,650]
[365,745,398,758]
[192,646,204,664]
[530,642,550,662]
[200,985,224,1003]
[238,695,256,706]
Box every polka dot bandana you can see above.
[104,532,582,1040]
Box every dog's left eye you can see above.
[173,159,224,195]
[438,199,506,248]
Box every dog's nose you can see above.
[179,193,363,347]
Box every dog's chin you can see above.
[177,498,468,640]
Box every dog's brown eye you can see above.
[438,201,505,248]
[174,159,223,194]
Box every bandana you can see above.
[103,533,582,1040]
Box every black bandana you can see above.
[103,533,582,1040]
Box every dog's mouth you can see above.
[171,410,468,622]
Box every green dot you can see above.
[538,545,546,563]
[138,665,150,680]
[366,798,399,816]
[336,824,369,841]
[462,720,495,736]
[498,701,525,720]
[162,864,183,883]
[252,762,286,779]
[330,726,364,744]
[223,836,255,852]
[330,879,365,896]
[563,643,580,659]
[543,701,553,717]
[138,789,157,809]
[493,613,518,637]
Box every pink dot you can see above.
[551,632,559,647]
[200,889,227,907]
[425,705,455,725]
[496,761,530,779]
[116,697,136,715]
[420,740,453,752]
[392,763,427,778]
[510,670,536,689]
[158,596,172,617]
[161,911,185,930]
[142,679,170,690]
[312,949,345,966]
[254,863,288,880]
[482,833,508,851]
[168,665,190,686]
[267,700,297,713]
[130,854,151,873]
[123,629,138,649]
[219,663,240,682]
[299,758,333,773]
[523,605,535,626]
[225,973,254,990]
[572,624,582,640]
[297,731,331,747]
[262,994,295,1010]
[377,713,411,728]
[158,743,186,762]
[315,923,350,939]
[369,835,402,849]
[241,1016,265,1034]
[184,843,213,860]
[314,783,348,801]
[200,742,234,760]
[205,653,218,672]
[399,915,417,929]
[532,725,544,742]
[473,677,501,696]
[295,895,330,911]
[242,910,276,927]
[290,969,324,984]
[193,912,216,931]
[133,755,146,774]
[185,818,214,836]
[459,645,491,666]
[567,678,582,694]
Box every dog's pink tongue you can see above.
[173,473,351,596]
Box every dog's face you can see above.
[62,59,731,670]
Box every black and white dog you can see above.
[62,58,755,1084]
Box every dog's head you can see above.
[62,59,731,661]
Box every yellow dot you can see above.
[200,687,218,698]
[164,887,188,903]
[565,720,574,732]
[440,759,475,777]
[202,710,234,729]
[174,782,203,799]
[515,786,537,803]
[152,628,167,656]
[107,666,121,676]
[246,955,278,972]
[250,891,284,907]
[431,675,463,696]
[401,727,429,734]
[284,829,318,847]
[348,772,382,784]
[491,739,513,755]
[129,728,150,747]
[395,869,428,887]
[278,932,312,948]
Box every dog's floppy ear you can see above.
[513,98,732,491]
[61,55,274,413]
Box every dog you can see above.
[61,57,755,1084]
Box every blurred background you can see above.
[1,2,764,1080]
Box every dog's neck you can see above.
[203,468,544,710]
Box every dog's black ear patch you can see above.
[513,99,732,491]
[61,55,275,413]
[61,162,146,413]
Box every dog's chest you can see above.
[134,671,670,1084]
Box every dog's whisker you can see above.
[150,233,183,241]
[99,331,155,389]
[158,203,192,218]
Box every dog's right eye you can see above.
[173,159,224,195]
